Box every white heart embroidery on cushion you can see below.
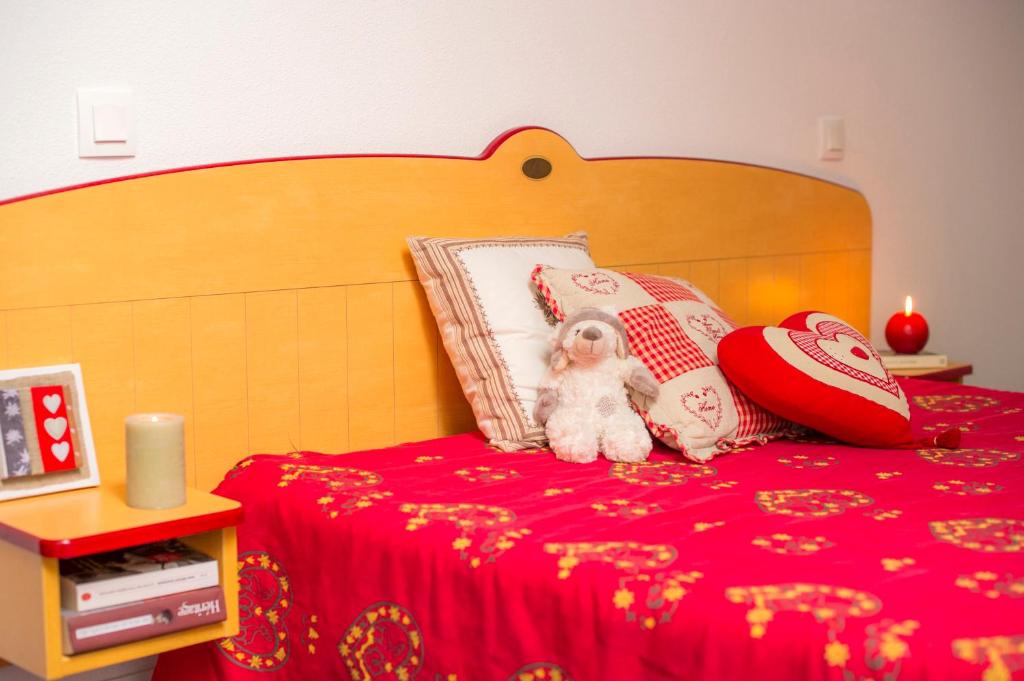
[681,385,723,430]
[814,332,889,381]
[51,441,71,462]
[43,394,62,414]
[44,417,68,440]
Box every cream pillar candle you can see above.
[125,413,186,509]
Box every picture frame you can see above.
[0,363,100,502]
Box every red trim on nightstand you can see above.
[0,505,243,559]
[894,364,974,383]
[917,365,973,382]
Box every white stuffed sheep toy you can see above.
[534,307,660,463]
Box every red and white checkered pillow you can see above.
[532,265,789,462]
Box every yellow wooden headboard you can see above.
[0,128,870,489]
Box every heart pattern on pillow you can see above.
[718,311,914,448]
[532,264,791,462]
[571,272,619,295]
[681,386,723,430]
[776,315,901,399]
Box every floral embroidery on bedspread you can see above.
[301,614,320,656]
[725,583,881,640]
[918,448,1019,468]
[751,533,834,556]
[724,584,905,678]
[218,551,292,671]
[776,453,837,469]
[453,465,520,483]
[608,460,715,486]
[277,463,393,518]
[933,479,1004,496]
[755,489,873,518]
[850,619,919,681]
[399,502,530,568]
[951,634,1024,681]
[913,394,1000,412]
[922,419,980,433]
[590,499,663,519]
[544,542,703,629]
[339,601,423,681]
[929,518,1024,553]
[955,572,1024,599]
[506,662,573,681]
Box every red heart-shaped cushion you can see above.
[718,311,912,447]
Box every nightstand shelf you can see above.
[0,485,242,680]
[889,361,973,383]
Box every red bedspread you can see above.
[154,379,1024,681]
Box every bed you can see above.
[1,128,1019,679]
[150,377,1024,680]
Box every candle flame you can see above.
[904,296,913,316]
[151,415,160,422]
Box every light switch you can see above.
[92,104,129,142]
[818,116,844,161]
[78,88,135,157]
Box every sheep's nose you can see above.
[581,326,602,341]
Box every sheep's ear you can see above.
[552,349,569,371]
[615,332,627,359]
[550,321,564,346]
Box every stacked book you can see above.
[878,350,949,370]
[59,539,224,655]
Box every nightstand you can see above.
[889,361,973,383]
[0,485,242,680]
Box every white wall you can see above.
[1,0,1022,390]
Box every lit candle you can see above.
[125,413,186,509]
[885,296,929,354]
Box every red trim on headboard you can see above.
[0,126,554,207]
[0,125,853,206]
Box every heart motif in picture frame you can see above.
[0,365,99,498]
[51,441,71,462]
[42,393,62,414]
[44,416,68,440]
[718,311,915,448]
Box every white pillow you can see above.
[408,233,594,450]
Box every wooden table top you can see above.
[0,484,241,558]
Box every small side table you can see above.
[889,361,973,384]
[0,485,242,680]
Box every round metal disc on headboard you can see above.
[521,156,552,180]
